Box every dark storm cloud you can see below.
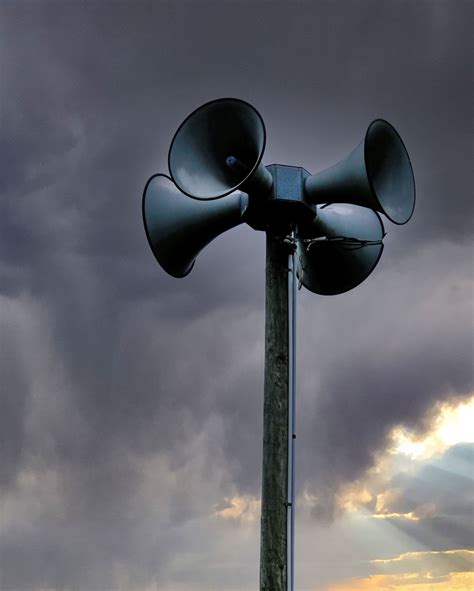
[0,1,472,589]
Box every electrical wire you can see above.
[302,235,385,251]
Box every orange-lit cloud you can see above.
[336,482,373,513]
[371,511,419,521]
[371,548,474,567]
[327,571,474,591]
[372,488,436,521]
[214,495,260,522]
[328,550,474,590]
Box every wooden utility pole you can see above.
[260,232,290,591]
[146,96,414,591]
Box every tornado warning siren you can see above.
[141,97,415,591]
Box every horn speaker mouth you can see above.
[365,119,416,225]
[168,97,267,200]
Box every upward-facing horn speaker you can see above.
[143,174,248,278]
[304,119,415,225]
[168,98,273,200]
[296,203,384,295]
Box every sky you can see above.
[0,1,473,590]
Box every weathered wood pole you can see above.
[260,231,289,591]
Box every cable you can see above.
[302,235,384,251]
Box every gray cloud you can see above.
[0,1,472,590]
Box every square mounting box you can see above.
[265,164,316,228]
[267,164,309,202]
[243,164,316,232]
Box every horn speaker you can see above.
[304,119,415,225]
[168,98,273,200]
[297,203,385,295]
[143,174,248,278]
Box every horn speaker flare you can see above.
[304,119,415,225]
[143,174,248,278]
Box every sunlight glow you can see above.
[332,396,474,517]
[390,397,474,460]
[371,511,420,521]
